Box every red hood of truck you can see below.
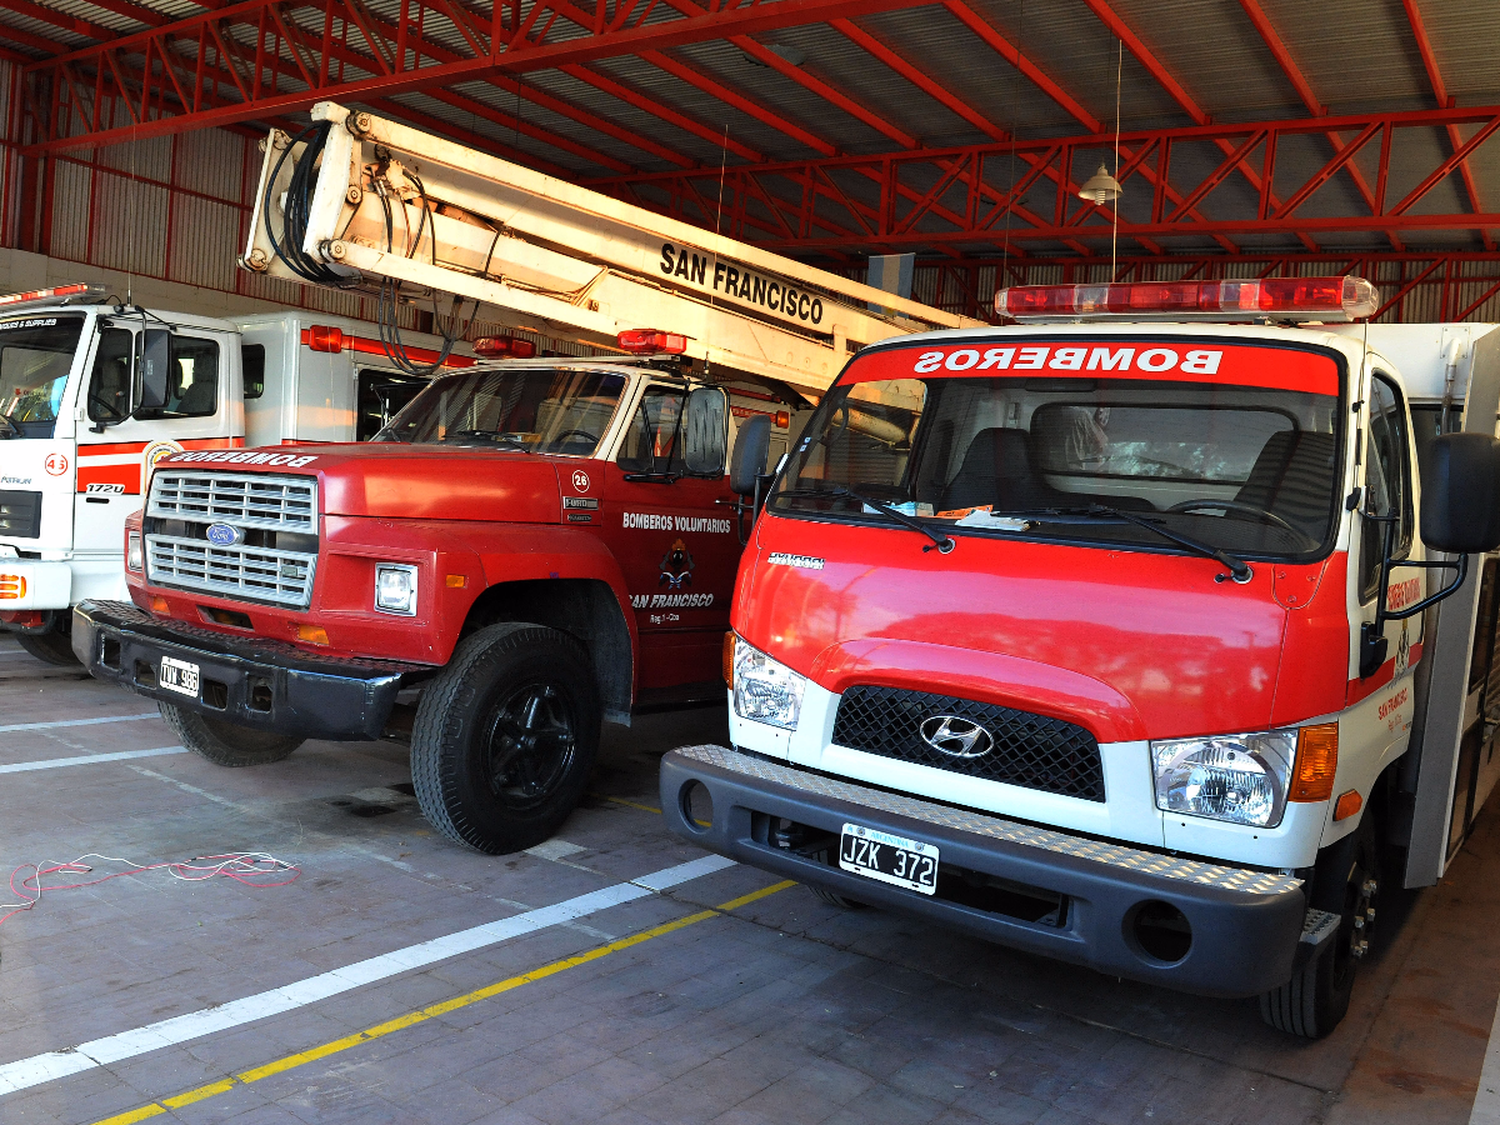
[738,511,1348,743]
[161,444,563,522]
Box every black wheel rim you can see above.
[478,679,578,812]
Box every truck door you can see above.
[75,326,234,555]
[604,382,738,699]
[357,367,430,439]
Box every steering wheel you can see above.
[88,392,126,422]
[552,429,600,446]
[1166,498,1300,536]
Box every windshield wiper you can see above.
[780,486,954,554]
[1019,504,1252,583]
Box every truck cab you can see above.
[660,276,1500,1038]
[75,350,809,854]
[0,285,470,664]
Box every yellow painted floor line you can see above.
[598,794,663,815]
[89,879,795,1125]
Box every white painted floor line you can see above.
[0,853,736,1096]
[0,712,160,734]
[0,746,187,774]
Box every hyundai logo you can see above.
[919,715,994,758]
[205,522,244,547]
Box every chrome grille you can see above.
[148,471,316,533]
[146,535,316,607]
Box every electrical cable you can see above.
[0,852,300,933]
[263,123,360,290]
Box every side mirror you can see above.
[1422,432,1500,554]
[730,414,772,496]
[138,329,171,412]
[681,386,728,475]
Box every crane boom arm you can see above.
[242,102,983,396]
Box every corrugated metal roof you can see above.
[2,0,1499,300]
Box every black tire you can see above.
[16,621,79,666]
[158,701,305,767]
[810,886,869,910]
[410,623,601,855]
[1260,816,1378,1038]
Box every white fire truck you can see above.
[662,277,1500,1036]
[0,288,469,663]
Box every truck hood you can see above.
[163,444,563,522]
[741,512,1346,743]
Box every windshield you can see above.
[773,339,1344,562]
[0,314,86,438]
[377,367,627,455]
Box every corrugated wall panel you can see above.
[47,159,93,264]
[168,194,240,292]
[91,170,168,277]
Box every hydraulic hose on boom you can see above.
[241,102,984,396]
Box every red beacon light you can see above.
[472,335,537,359]
[0,283,108,310]
[995,275,1378,324]
[617,328,688,355]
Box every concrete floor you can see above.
[1,634,1499,1125]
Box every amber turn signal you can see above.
[1290,723,1339,802]
[296,624,330,646]
[445,574,468,588]
[723,631,736,687]
[149,596,169,614]
[1333,789,1363,821]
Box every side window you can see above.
[358,368,430,440]
[138,336,220,419]
[617,386,686,473]
[1360,374,1414,601]
[242,344,265,400]
[87,327,134,423]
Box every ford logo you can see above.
[205,522,243,547]
[919,715,994,759]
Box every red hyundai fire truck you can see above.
[660,276,1500,1037]
[70,104,975,856]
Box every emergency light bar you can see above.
[473,335,537,359]
[617,329,688,355]
[995,276,1379,323]
[0,283,109,311]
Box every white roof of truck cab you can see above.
[1,302,239,335]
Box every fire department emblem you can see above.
[143,439,184,480]
[659,538,695,589]
[1394,620,1411,676]
[571,469,590,492]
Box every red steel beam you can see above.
[21,0,927,152]
[1077,0,1317,250]
[1402,0,1493,249]
[1236,0,1403,251]
[592,106,1500,253]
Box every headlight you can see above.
[732,636,806,730]
[1152,729,1295,828]
[374,563,418,616]
[126,531,143,572]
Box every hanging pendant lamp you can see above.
[1078,164,1123,205]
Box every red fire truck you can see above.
[70,104,974,856]
[661,277,1500,1037]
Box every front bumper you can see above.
[73,599,427,741]
[661,745,1311,998]
[0,558,71,612]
